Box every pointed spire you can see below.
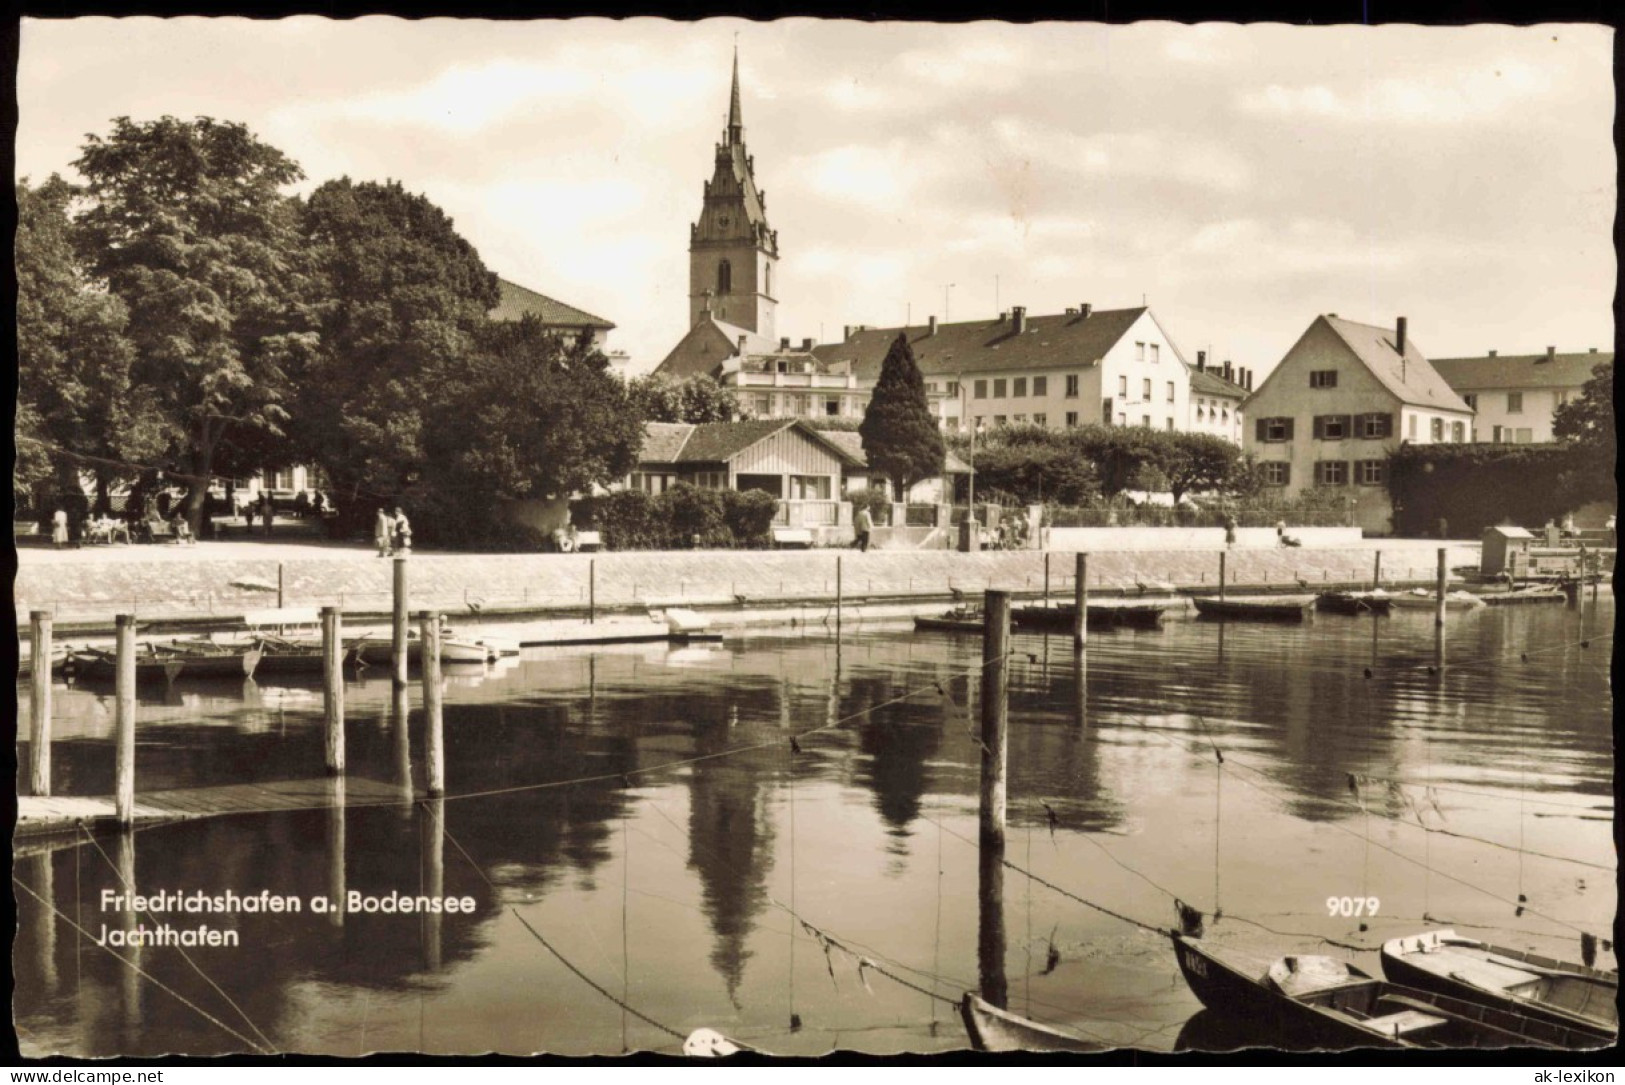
[727,44,744,145]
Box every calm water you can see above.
[13,597,1616,1056]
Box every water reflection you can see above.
[13,600,1615,1056]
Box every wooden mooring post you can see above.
[392,556,410,687]
[422,797,446,971]
[1373,551,1383,589]
[422,612,445,797]
[835,554,843,637]
[1434,547,1448,672]
[115,614,137,826]
[322,605,345,774]
[1072,553,1088,650]
[278,562,286,609]
[978,589,1010,1009]
[589,558,597,624]
[1219,551,1228,601]
[29,610,53,797]
[1044,552,1051,607]
[327,778,346,928]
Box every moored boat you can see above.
[1380,931,1616,1044]
[351,631,491,666]
[959,993,1108,1053]
[1316,590,1393,616]
[1013,600,1173,630]
[73,641,263,684]
[1172,935,1585,1049]
[1475,586,1567,607]
[914,608,984,634]
[1192,595,1316,622]
[1387,589,1485,611]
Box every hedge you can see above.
[572,484,784,550]
[1386,443,1590,538]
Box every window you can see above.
[945,381,959,397]
[1142,378,1152,400]
[1407,415,1418,439]
[1150,344,1160,363]
[1357,460,1385,486]
[1135,342,1146,361]
[925,382,938,393]
[754,394,772,415]
[1013,377,1027,397]
[1309,370,1338,389]
[1166,381,1176,403]
[1451,420,1465,443]
[1142,415,1151,428]
[1314,415,1350,440]
[1463,393,1478,410]
[825,398,841,416]
[1257,417,1294,442]
[1118,376,1128,396]
[1507,392,1523,414]
[1166,418,1176,431]
[994,378,1008,398]
[693,470,727,490]
[1065,374,1080,398]
[1102,398,1113,423]
[1492,424,1505,443]
[1430,418,1444,442]
[1197,406,1206,421]
[789,475,831,500]
[1033,413,1047,427]
[974,379,987,399]
[1315,461,1349,486]
[628,471,673,495]
[1065,411,1079,427]
[717,260,732,294]
[1358,413,1392,439]
[1554,390,1569,408]
[993,415,1007,427]
[1262,462,1291,486]
[1222,408,1230,422]
[1117,413,1127,427]
[1033,376,1048,396]
[1013,414,1027,424]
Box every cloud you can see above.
[1237,60,1553,124]
[990,120,1254,193]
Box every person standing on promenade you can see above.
[852,505,872,552]
[1223,512,1237,548]
[51,507,69,549]
[261,492,275,537]
[393,507,412,554]
[375,507,393,557]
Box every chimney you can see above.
[1396,316,1407,357]
[928,315,938,337]
[1012,306,1027,334]
[1197,350,1207,372]
[780,336,790,350]
[1589,347,1598,353]
[1544,345,1556,363]
[1223,361,1233,381]
[1080,303,1093,319]
[802,337,814,351]
[843,325,853,341]
[999,310,1009,323]
[1488,350,1497,357]
[737,335,748,355]
[1245,369,1254,392]
[1065,307,1078,316]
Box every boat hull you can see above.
[1316,592,1393,616]
[959,993,1107,1053]
[74,646,262,684]
[1192,596,1316,622]
[1013,602,1171,630]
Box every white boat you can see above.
[471,633,520,657]
[660,607,712,636]
[1386,589,1486,611]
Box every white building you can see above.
[1430,347,1609,444]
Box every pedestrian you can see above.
[1607,513,1616,549]
[51,507,69,549]
[261,492,275,537]
[244,501,256,533]
[1223,513,1237,548]
[171,512,195,545]
[393,507,412,553]
[852,505,872,552]
[375,507,393,557]
[1275,520,1286,546]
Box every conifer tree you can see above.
[859,332,945,501]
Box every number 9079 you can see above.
[1327,896,1380,917]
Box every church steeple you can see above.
[688,47,778,338]
[727,45,744,146]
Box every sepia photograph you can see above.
[10,13,1617,1062]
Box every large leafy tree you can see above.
[71,116,314,530]
[859,333,945,500]
[626,373,742,423]
[1150,431,1243,505]
[16,175,168,509]
[290,178,501,524]
[420,316,643,545]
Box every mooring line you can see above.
[11,876,273,1055]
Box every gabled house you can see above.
[812,429,972,504]
[1430,347,1609,444]
[1243,315,1474,534]
[810,304,1193,434]
[1187,351,1250,445]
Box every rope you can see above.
[11,876,274,1055]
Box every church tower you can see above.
[689,48,778,340]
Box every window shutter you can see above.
[1341,460,1352,485]
[1283,418,1295,440]
[1382,413,1394,438]
[1281,463,1291,486]
[1312,416,1325,439]
[1256,418,1268,441]
[1338,415,1352,435]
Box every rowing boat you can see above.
[1191,595,1316,622]
[1386,589,1486,611]
[73,642,263,684]
[1316,590,1393,616]
[1172,935,1587,1049]
[1380,931,1616,1044]
[1475,586,1567,607]
[914,613,985,634]
[1012,600,1174,630]
[959,993,1108,1052]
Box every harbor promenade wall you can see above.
[15,539,1478,629]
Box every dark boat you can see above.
[1381,931,1616,1044]
[959,993,1108,1053]
[1316,590,1394,616]
[1192,595,1316,622]
[1475,586,1567,606]
[73,641,263,684]
[914,606,985,634]
[1012,600,1173,630]
[1172,935,1585,1049]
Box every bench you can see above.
[13,522,39,538]
[140,520,177,543]
[773,528,814,550]
[575,530,602,553]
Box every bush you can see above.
[848,485,893,525]
[721,489,779,546]
[1388,443,1586,538]
[656,483,728,548]
[574,490,663,550]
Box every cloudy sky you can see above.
[16,17,1616,375]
